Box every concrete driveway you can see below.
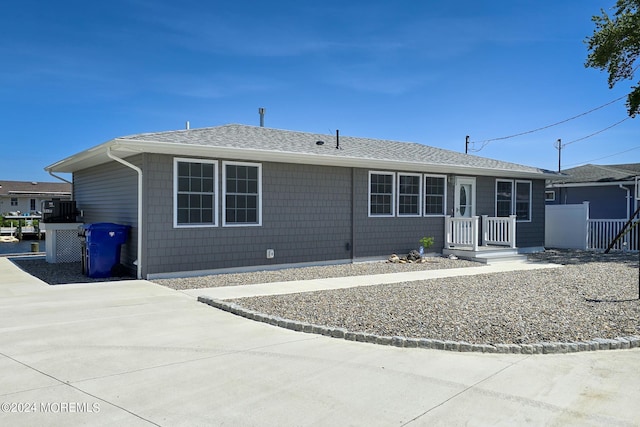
[1,258,639,426]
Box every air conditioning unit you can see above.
[42,200,78,223]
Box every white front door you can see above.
[454,177,476,218]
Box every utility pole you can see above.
[465,135,470,154]
[554,138,562,172]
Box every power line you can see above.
[564,144,640,168]
[562,116,631,146]
[469,94,627,147]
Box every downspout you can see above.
[351,167,356,262]
[47,170,72,185]
[619,184,631,220]
[107,147,143,279]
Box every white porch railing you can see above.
[445,216,479,250]
[446,215,517,250]
[587,219,639,251]
[482,215,517,248]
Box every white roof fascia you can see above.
[45,140,119,173]
[548,180,637,188]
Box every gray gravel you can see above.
[187,250,640,346]
[154,256,480,289]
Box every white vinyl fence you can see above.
[545,203,590,249]
[588,219,639,251]
[546,202,639,251]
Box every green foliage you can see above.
[585,0,640,116]
[419,236,434,249]
[0,217,37,227]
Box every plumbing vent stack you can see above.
[259,107,266,127]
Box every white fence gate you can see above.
[545,203,590,250]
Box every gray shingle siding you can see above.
[74,159,139,270]
[515,179,545,248]
[551,186,630,219]
[142,155,354,276]
[353,168,445,256]
[143,154,544,275]
[72,153,547,277]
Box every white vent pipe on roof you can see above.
[259,107,265,127]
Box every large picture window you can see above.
[223,161,262,226]
[495,179,531,221]
[369,172,395,216]
[424,175,446,216]
[174,158,218,227]
[398,173,421,216]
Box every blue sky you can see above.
[1,0,637,182]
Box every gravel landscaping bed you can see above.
[220,250,640,346]
[154,256,480,289]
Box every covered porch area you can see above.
[443,215,528,263]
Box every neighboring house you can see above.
[45,124,557,279]
[0,180,72,216]
[546,163,640,219]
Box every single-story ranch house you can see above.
[46,124,557,279]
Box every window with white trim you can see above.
[223,161,262,226]
[174,158,218,227]
[424,175,446,216]
[495,179,531,221]
[10,198,17,206]
[398,173,421,216]
[369,172,395,216]
[545,190,555,202]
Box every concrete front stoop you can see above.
[442,246,529,264]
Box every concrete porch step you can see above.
[442,247,528,264]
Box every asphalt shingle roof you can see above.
[0,180,71,196]
[559,163,640,183]
[120,124,552,175]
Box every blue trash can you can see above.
[83,223,130,278]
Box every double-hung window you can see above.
[369,172,395,216]
[174,158,218,227]
[495,179,531,221]
[398,173,421,216]
[223,161,262,226]
[424,175,446,216]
